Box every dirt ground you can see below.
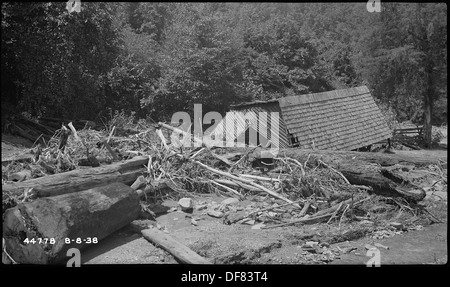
[2,130,448,265]
[77,192,447,265]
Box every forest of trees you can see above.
[1,2,447,146]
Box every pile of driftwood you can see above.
[4,115,98,146]
[2,121,446,264]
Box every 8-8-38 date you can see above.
[64,237,98,244]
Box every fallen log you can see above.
[262,149,430,201]
[14,115,55,136]
[2,154,34,166]
[141,228,211,264]
[3,182,140,264]
[38,117,96,130]
[339,165,426,201]
[9,124,38,143]
[251,148,441,167]
[2,155,151,198]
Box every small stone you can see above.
[267,211,277,217]
[221,198,239,205]
[178,198,194,211]
[207,210,224,218]
[305,241,319,247]
[191,219,198,226]
[252,223,265,230]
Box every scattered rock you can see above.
[191,219,198,226]
[221,198,239,206]
[178,198,194,211]
[207,210,224,218]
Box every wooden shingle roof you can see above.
[278,86,392,150]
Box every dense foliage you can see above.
[1,2,447,145]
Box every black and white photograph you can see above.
[1,1,447,271]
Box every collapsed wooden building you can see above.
[211,86,392,151]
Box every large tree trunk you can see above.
[264,148,441,167]
[2,155,150,199]
[3,182,140,264]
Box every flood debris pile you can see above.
[1,121,447,264]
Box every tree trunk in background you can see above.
[423,58,435,148]
[423,96,433,148]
